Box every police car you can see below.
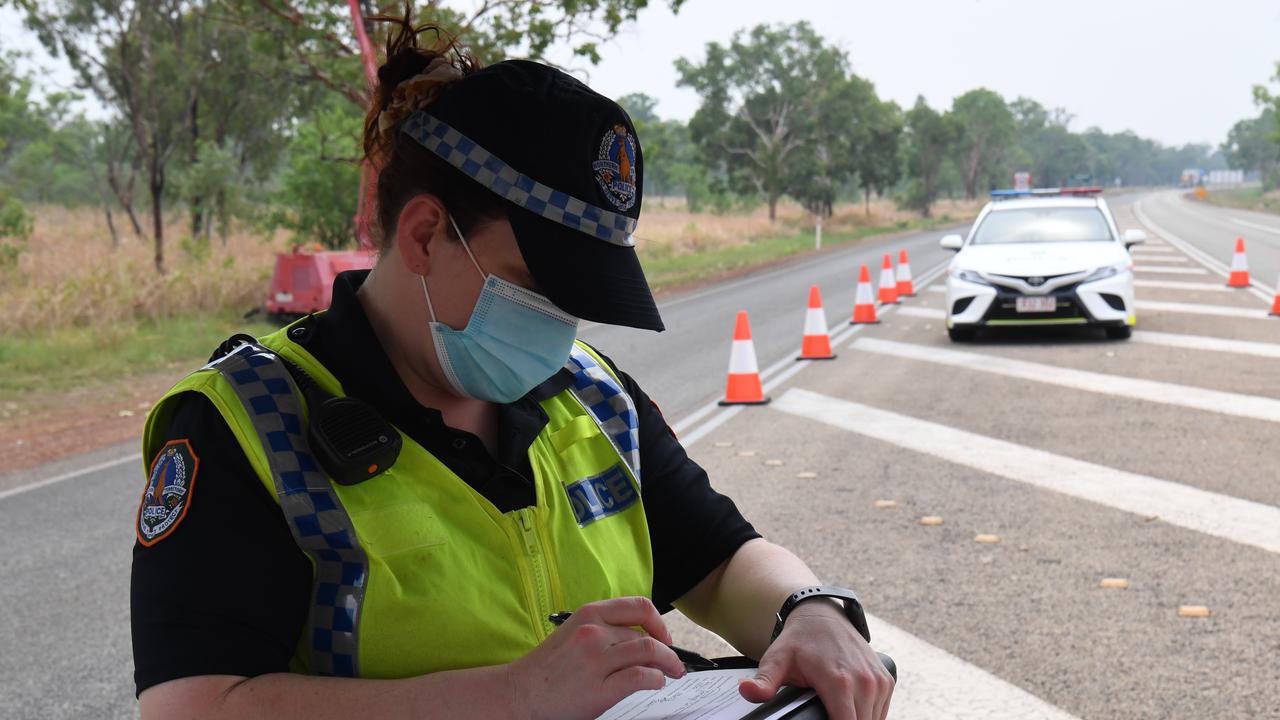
[940,187,1147,342]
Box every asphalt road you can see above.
[2,189,1277,719]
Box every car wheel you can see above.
[1105,325,1132,340]
[948,326,976,342]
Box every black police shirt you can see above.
[131,270,760,697]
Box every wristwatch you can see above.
[770,586,871,644]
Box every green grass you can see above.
[642,216,957,290]
[1200,187,1280,214]
[0,310,280,397]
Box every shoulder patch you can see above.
[137,439,200,546]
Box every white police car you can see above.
[940,188,1147,342]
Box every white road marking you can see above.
[1131,330,1280,359]
[774,388,1280,555]
[1134,265,1209,275]
[868,613,1081,720]
[0,452,142,503]
[896,306,947,320]
[1133,279,1234,293]
[1129,255,1189,263]
[1134,299,1272,320]
[927,285,947,293]
[1231,217,1280,236]
[1130,245,1178,253]
[848,337,1280,424]
[1134,199,1275,303]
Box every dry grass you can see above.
[1,205,296,337]
[633,196,982,260]
[1,197,982,337]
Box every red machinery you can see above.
[262,1,381,318]
[264,247,377,317]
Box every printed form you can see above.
[596,668,816,720]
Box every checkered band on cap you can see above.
[207,343,369,678]
[565,344,640,484]
[401,111,638,248]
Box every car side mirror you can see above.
[940,234,964,251]
[1122,229,1147,248]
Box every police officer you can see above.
[131,11,894,720]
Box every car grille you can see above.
[984,285,1087,321]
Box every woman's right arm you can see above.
[139,597,685,720]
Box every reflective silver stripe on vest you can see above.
[207,342,368,677]
[564,346,641,483]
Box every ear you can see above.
[395,194,450,276]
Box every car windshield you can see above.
[971,207,1114,245]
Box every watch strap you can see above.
[770,585,871,644]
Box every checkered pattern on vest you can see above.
[565,345,641,484]
[208,343,368,677]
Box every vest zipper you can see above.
[515,507,553,639]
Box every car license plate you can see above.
[1015,296,1057,313]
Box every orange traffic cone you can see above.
[797,286,836,361]
[896,249,915,297]
[851,264,879,324]
[878,254,899,304]
[1270,272,1280,317]
[1227,237,1250,288]
[719,311,770,406]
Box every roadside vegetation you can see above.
[1199,186,1280,214]
[0,1,1234,418]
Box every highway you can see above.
[1,189,1277,718]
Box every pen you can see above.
[547,611,719,671]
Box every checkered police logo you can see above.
[137,439,199,545]
[592,124,637,212]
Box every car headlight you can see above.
[1083,262,1132,283]
[949,268,989,285]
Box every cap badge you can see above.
[592,124,637,211]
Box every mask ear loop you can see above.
[448,214,486,280]
[421,214,485,323]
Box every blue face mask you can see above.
[421,217,578,403]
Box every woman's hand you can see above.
[506,596,686,720]
[738,599,894,720]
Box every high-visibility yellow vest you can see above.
[142,320,654,678]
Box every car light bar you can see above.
[990,187,1103,199]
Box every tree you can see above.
[1222,110,1278,184]
[226,0,689,114]
[950,88,1014,199]
[676,22,850,221]
[855,98,902,215]
[900,96,954,217]
[264,94,363,249]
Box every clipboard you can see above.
[711,652,898,720]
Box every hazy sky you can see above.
[4,1,1278,148]
[541,0,1280,148]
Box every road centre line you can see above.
[1133,265,1209,275]
[1133,199,1275,303]
[867,612,1081,720]
[1133,279,1234,292]
[1131,330,1280,359]
[774,388,1280,554]
[674,260,951,446]
[0,452,141,503]
[848,337,1280,424]
[1134,299,1273,320]
[1231,217,1280,236]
